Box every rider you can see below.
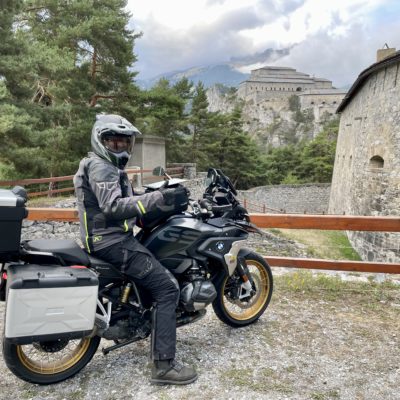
[73,114,197,385]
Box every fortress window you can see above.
[369,155,384,168]
[296,87,302,92]
[333,101,337,104]
[322,101,326,105]
[311,101,315,105]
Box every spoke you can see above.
[223,260,270,320]
[17,338,90,375]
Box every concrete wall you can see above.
[329,60,400,262]
[239,183,331,214]
[128,135,166,170]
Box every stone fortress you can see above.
[237,66,347,125]
[329,46,400,263]
[238,66,346,114]
[207,66,347,146]
[239,66,339,97]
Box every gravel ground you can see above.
[1,198,398,399]
[1,272,399,400]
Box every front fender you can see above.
[209,246,255,288]
[197,238,248,276]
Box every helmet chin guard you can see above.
[91,114,141,169]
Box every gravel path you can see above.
[1,198,398,399]
[1,273,399,400]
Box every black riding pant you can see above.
[95,237,180,361]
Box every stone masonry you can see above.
[239,183,331,214]
[329,49,400,262]
[237,66,333,101]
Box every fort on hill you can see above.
[206,65,347,146]
[237,66,346,107]
[238,66,332,96]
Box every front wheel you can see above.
[2,335,101,384]
[212,251,273,327]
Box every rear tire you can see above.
[212,251,273,327]
[3,336,101,384]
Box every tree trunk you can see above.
[89,48,98,106]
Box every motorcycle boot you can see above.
[151,359,198,385]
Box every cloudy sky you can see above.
[127,0,400,87]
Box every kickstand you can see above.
[102,337,141,355]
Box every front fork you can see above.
[235,257,255,299]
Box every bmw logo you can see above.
[216,242,225,251]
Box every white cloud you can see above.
[127,0,400,86]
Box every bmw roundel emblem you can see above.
[216,242,225,251]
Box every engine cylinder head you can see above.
[180,279,217,312]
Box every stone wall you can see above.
[329,58,400,262]
[299,93,341,109]
[239,183,331,214]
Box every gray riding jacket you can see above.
[73,153,164,253]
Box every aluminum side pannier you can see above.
[5,265,99,344]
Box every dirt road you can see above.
[1,271,399,400]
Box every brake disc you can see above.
[33,339,69,353]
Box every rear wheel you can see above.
[212,251,273,327]
[3,336,101,384]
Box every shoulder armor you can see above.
[86,157,119,182]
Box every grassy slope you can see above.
[269,228,361,261]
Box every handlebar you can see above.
[190,199,233,219]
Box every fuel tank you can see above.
[141,215,248,275]
[142,215,222,260]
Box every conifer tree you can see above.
[0,0,42,178]
[1,0,141,178]
[201,107,268,189]
[189,82,209,164]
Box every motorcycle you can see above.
[0,167,273,385]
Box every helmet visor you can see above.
[102,133,135,154]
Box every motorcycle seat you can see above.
[24,239,90,266]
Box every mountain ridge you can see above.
[136,47,291,89]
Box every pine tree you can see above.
[295,120,338,183]
[201,107,268,189]
[0,0,42,178]
[189,82,209,164]
[1,0,141,178]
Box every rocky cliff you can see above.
[207,84,328,148]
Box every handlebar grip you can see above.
[212,204,232,213]
[199,199,213,211]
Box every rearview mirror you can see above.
[152,166,165,176]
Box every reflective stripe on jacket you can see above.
[73,153,164,252]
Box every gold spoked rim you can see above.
[222,260,270,321]
[17,338,91,375]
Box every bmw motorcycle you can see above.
[0,168,273,385]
